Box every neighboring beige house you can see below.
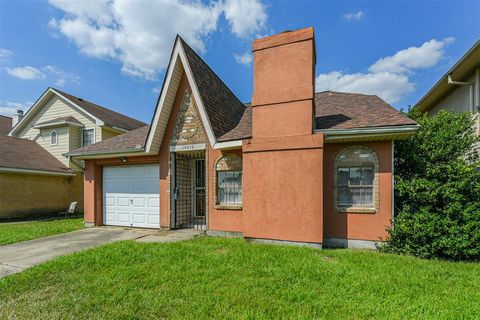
[0,87,146,219]
[416,39,480,154]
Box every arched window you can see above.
[214,154,242,207]
[50,130,57,145]
[334,146,379,211]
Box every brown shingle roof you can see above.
[0,115,12,136]
[180,38,250,141]
[35,116,83,127]
[67,126,149,155]
[314,91,417,130]
[53,88,147,131]
[0,136,73,174]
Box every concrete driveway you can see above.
[0,227,153,279]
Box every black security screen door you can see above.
[173,151,206,230]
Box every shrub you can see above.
[381,110,480,261]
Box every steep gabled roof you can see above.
[0,136,74,175]
[145,36,249,152]
[179,38,249,141]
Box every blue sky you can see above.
[0,0,479,123]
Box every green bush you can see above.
[381,110,480,261]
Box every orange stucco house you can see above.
[68,27,419,249]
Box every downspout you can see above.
[391,140,395,229]
[447,74,474,112]
[67,155,85,171]
[475,68,480,136]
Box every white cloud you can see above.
[316,71,414,104]
[152,86,161,94]
[316,37,454,104]
[343,10,364,21]
[234,51,252,66]
[0,49,13,58]
[5,66,46,80]
[0,101,31,118]
[44,65,81,86]
[369,37,455,73]
[223,0,267,38]
[48,0,268,80]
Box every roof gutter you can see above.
[0,167,76,176]
[316,125,420,141]
[65,148,148,160]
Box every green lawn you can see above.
[1,237,479,319]
[0,218,84,245]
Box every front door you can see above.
[173,152,206,229]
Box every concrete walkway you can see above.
[0,227,201,279]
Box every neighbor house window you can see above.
[82,129,94,146]
[50,130,57,145]
[335,146,379,211]
[215,154,242,206]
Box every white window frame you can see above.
[337,166,374,208]
[216,170,243,206]
[50,130,58,146]
[81,128,96,147]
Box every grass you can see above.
[1,237,479,319]
[0,218,84,245]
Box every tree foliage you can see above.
[381,110,480,261]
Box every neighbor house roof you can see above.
[0,115,12,136]
[53,89,147,131]
[9,87,147,136]
[314,91,417,130]
[0,136,74,175]
[415,38,480,112]
[66,126,150,157]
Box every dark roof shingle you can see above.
[0,136,73,174]
[180,38,250,141]
[314,91,417,130]
[53,89,147,131]
[68,126,149,155]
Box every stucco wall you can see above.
[323,141,393,242]
[0,171,83,220]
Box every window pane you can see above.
[217,170,242,205]
[83,129,94,146]
[362,168,374,186]
[337,187,349,205]
[337,168,349,186]
[350,168,362,186]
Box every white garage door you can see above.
[103,165,160,228]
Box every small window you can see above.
[215,154,242,206]
[50,130,57,145]
[335,146,378,210]
[82,129,95,146]
[337,166,374,207]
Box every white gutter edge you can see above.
[213,140,243,149]
[0,167,76,176]
[315,125,420,136]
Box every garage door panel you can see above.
[103,165,160,229]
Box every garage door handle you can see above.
[130,199,133,205]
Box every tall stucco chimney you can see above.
[243,27,324,245]
[251,27,316,138]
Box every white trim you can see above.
[50,129,58,146]
[0,167,75,176]
[145,38,217,153]
[81,128,96,147]
[9,88,103,136]
[213,140,243,150]
[169,143,206,152]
